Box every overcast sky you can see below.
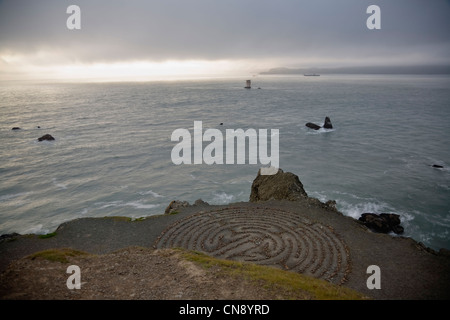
[1,0,449,80]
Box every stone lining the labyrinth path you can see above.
[154,207,351,284]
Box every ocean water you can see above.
[1,75,449,251]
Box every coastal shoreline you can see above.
[1,169,450,300]
[1,201,450,300]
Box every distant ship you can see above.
[304,74,320,76]
[245,79,251,89]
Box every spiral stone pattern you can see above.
[154,207,350,284]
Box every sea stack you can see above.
[323,116,333,129]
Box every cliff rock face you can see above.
[250,168,308,202]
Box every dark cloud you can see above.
[0,0,449,68]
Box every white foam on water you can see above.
[22,224,49,235]
[96,200,159,210]
[125,201,160,209]
[0,192,33,202]
[138,190,164,198]
[52,178,68,190]
[211,192,235,204]
[305,127,336,135]
[336,199,394,220]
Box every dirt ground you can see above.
[0,247,288,300]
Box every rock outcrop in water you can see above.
[305,122,321,130]
[305,116,333,130]
[323,116,333,129]
[11,127,21,131]
[37,134,55,142]
[358,213,404,234]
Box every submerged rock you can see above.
[359,213,404,234]
[37,134,55,142]
[250,168,308,202]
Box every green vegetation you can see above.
[180,249,368,300]
[103,216,132,222]
[38,232,57,239]
[28,248,91,263]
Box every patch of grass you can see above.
[28,248,91,263]
[168,210,179,215]
[103,216,132,222]
[38,232,57,239]
[180,249,368,300]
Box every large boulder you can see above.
[358,213,404,234]
[250,168,308,202]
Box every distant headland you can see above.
[260,65,450,75]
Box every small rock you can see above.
[38,134,55,141]
[432,164,444,169]
[165,200,190,214]
[325,200,337,211]
[194,199,209,206]
[11,127,21,130]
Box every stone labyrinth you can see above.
[154,207,351,284]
